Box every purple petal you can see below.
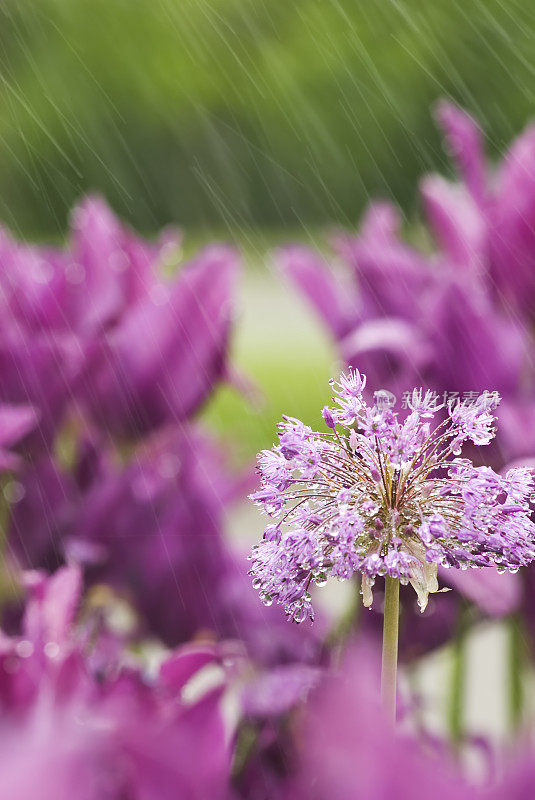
[440,567,521,617]
[435,100,487,204]
[427,280,528,396]
[241,664,321,718]
[69,426,238,645]
[489,124,535,320]
[0,404,38,449]
[333,230,432,321]
[9,455,77,570]
[126,687,230,800]
[340,317,433,397]
[160,644,219,693]
[497,401,535,463]
[420,175,486,269]
[0,449,23,472]
[278,245,358,339]
[359,201,402,241]
[0,326,85,446]
[287,642,474,799]
[119,224,181,308]
[0,230,72,332]
[23,565,82,645]
[87,245,239,436]
[69,195,129,331]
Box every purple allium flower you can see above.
[249,371,535,621]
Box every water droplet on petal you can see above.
[44,642,60,659]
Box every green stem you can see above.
[0,473,13,609]
[381,576,399,723]
[448,603,468,752]
[508,613,524,733]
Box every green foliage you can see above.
[0,0,534,236]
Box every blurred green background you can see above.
[1,0,534,238]
[1,0,534,457]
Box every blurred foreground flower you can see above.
[0,565,232,800]
[284,643,476,800]
[235,640,535,800]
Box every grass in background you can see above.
[1,0,535,237]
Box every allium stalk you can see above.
[381,575,399,722]
[249,370,535,716]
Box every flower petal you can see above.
[408,558,438,613]
[278,245,358,339]
[435,101,487,204]
[361,575,374,608]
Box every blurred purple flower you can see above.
[8,454,76,572]
[8,424,322,667]
[0,565,232,800]
[280,104,535,464]
[489,127,535,321]
[241,663,321,718]
[0,196,280,664]
[283,642,476,800]
[85,243,239,437]
[72,425,248,643]
[0,323,84,448]
[0,195,236,442]
[430,102,535,323]
[0,196,180,338]
[68,196,181,333]
[9,427,232,633]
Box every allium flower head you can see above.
[249,371,535,622]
